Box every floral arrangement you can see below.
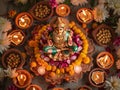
[28,21,90,81]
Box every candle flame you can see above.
[20,74,23,79]
[96,74,99,79]
[13,35,18,38]
[104,55,108,63]
[32,87,36,90]
[82,10,87,16]
[61,6,65,10]
[20,18,25,22]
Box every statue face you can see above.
[54,23,65,34]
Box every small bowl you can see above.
[77,85,92,90]
[56,4,70,17]
[92,24,114,47]
[89,68,106,88]
[2,49,25,69]
[96,52,114,69]
[30,1,53,21]
[26,84,42,90]
[13,69,32,88]
[8,30,26,46]
[76,8,93,24]
[15,12,33,29]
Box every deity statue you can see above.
[43,17,78,61]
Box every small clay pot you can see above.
[88,68,106,88]
[96,51,114,69]
[15,12,33,29]
[56,4,70,17]
[8,30,26,46]
[92,24,114,47]
[13,69,32,88]
[2,48,25,69]
[30,1,53,21]
[76,8,93,24]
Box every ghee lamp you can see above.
[13,69,32,88]
[76,8,93,24]
[56,4,70,17]
[97,52,114,69]
[8,30,25,46]
[17,74,27,86]
[15,12,33,29]
[89,68,106,87]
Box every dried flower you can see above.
[0,32,10,54]
[93,5,109,23]
[4,67,18,78]
[107,0,120,15]
[98,0,106,4]
[49,0,58,8]
[105,76,120,90]
[8,10,17,18]
[0,17,12,33]
[116,48,120,58]
[70,0,88,6]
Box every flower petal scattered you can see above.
[93,5,109,23]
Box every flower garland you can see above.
[29,21,90,76]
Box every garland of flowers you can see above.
[28,21,89,76]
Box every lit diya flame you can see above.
[17,74,27,86]
[8,30,24,45]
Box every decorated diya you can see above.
[13,69,32,88]
[8,30,25,46]
[89,68,106,87]
[27,17,93,84]
[96,52,114,69]
[15,12,33,29]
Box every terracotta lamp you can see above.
[96,52,114,69]
[76,8,93,24]
[89,68,106,87]
[26,84,42,90]
[56,4,70,17]
[15,12,33,29]
[13,69,32,88]
[8,30,25,46]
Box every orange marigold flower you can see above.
[8,10,17,18]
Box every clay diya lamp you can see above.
[15,12,33,29]
[8,30,25,46]
[76,8,93,24]
[89,68,106,87]
[13,69,32,88]
[96,51,114,69]
[26,84,42,90]
[56,4,70,17]
[77,85,92,90]
[2,48,25,69]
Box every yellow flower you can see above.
[56,69,60,74]
[46,65,52,71]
